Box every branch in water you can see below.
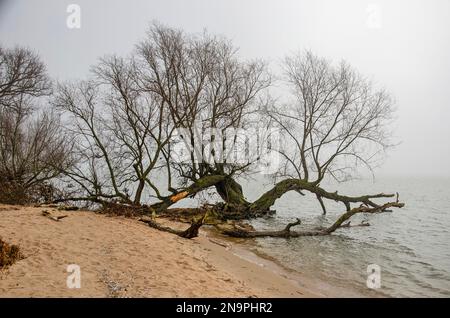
[220,199,405,238]
[249,178,397,214]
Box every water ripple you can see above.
[246,177,450,297]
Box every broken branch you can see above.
[41,210,68,222]
[139,214,206,239]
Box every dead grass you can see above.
[0,237,23,268]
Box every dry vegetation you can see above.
[0,237,23,269]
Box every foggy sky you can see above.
[1,0,449,177]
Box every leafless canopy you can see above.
[268,51,395,183]
[0,46,51,109]
[53,23,270,207]
[136,23,270,185]
[0,46,71,204]
[0,25,405,241]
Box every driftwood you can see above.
[41,210,68,222]
[139,215,206,239]
[219,200,405,238]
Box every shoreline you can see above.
[0,204,325,297]
[203,226,369,298]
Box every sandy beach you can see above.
[0,204,323,298]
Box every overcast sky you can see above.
[1,0,449,177]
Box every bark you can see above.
[133,179,146,205]
[249,179,306,212]
[249,178,396,215]
[214,177,250,207]
[148,175,226,213]
[139,215,205,239]
[138,197,404,240]
[219,200,404,238]
[316,194,327,215]
[175,176,398,221]
[51,175,227,215]
[145,175,400,226]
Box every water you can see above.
[239,176,450,297]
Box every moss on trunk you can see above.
[215,177,250,206]
[250,179,302,213]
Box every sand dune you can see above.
[0,204,315,297]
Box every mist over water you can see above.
[240,176,450,297]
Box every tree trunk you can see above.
[145,176,397,223]
[133,179,145,205]
[249,178,396,215]
[148,175,226,213]
[214,177,250,207]
[249,179,304,213]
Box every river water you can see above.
[238,176,450,297]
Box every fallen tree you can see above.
[45,27,402,242]
[160,176,398,220]
[135,195,404,239]
[248,179,396,214]
[144,50,399,220]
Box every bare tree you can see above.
[50,27,404,236]
[145,48,401,223]
[52,24,272,211]
[136,23,270,208]
[249,51,397,214]
[53,70,173,206]
[0,46,51,109]
[0,46,70,204]
[150,51,405,237]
